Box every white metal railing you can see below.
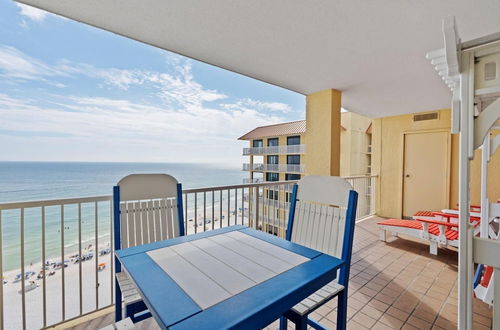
[242,178,264,184]
[0,175,376,329]
[343,175,377,219]
[242,144,305,155]
[242,163,305,173]
[0,196,114,330]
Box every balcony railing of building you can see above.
[242,144,306,155]
[242,178,264,184]
[0,175,376,329]
[242,163,305,173]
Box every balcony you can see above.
[0,175,493,329]
[242,163,305,173]
[66,216,487,330]
[0,176,378,329]
[242,144,306,155]
[242,178,264,183]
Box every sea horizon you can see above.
[0,161,246,271]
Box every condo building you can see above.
[239,112,373,236]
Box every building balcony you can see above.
[242,163,305,173]
[242,144,305,155]
[62,216,479,330]
[242,178,264,183]
[1,175,494,330]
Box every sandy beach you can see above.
[2,204,251,329]
[3,246,113,330]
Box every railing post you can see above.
[255,186,260,230]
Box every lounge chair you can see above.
[279,176,358,330]
[378,211,481,255]
[113,174,185,323]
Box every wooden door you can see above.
[403,131,449,217]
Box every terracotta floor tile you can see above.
[358,286,378,298]
[473,322,491,330]
[365,281,384,292]
[374,292,397,305]
[406,315,432,330]
[386,306,410,322]
[368,299,389,312]
[360,305,383,320]
[411,305,438,324]
[381,287,402,298]
[433,316,457,330]
[473,312,492,327]
[347,320,368,330]
[378,313,404,329]
[317,317,335,329]
[324,309,337,323]
[348,297,366,311]
[401,323,420,330]
[351,312,377,328]
[351,292,372,304]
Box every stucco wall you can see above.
[373,109,500,218]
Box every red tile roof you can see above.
[238,120,306,140]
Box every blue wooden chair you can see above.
[113,174,185,323]
[280,176,358,330]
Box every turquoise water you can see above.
[0,162,245,271]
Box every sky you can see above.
[0,0,305,167]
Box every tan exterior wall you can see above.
[340,112,372,176]
[305,89,341,176]
[373,109,500,218]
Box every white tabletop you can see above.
[147,230,309,309]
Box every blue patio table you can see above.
[115,225,343,329]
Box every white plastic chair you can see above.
[280,176,358,330]
[113,174,185,323]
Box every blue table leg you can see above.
[336,291,347,330]
[115,277,122,322]
[296,315,308,330]
[279,316,287,330]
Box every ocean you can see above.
[0,162,245,271]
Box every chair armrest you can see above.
[431,211,480,223]
[415,218,459,228]
[431,211,457,219]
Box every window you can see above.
[287,155,300,165]
[267,155,278,164]
[267,225,278,236]
[285,174,301,181]
[267,189,278,200]
[252,139,263,147]
[285,192,291,202]
[287,136,300,145]
[266,172,279,182]
[267,138,279,146]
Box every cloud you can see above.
[0,47,299,164]
[0,93,285,164]
[0,46,68,80]
[16,3,49,22]
[221,98,292,113]
[0,46,227,108]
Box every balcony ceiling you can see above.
[15,0,500,118]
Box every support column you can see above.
[305,89,342,176]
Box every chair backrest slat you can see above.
[159,199,168,240]
[152,200,160,242]
[120,203,129,249]
[166,198,175,239]
[114,174,184,250]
